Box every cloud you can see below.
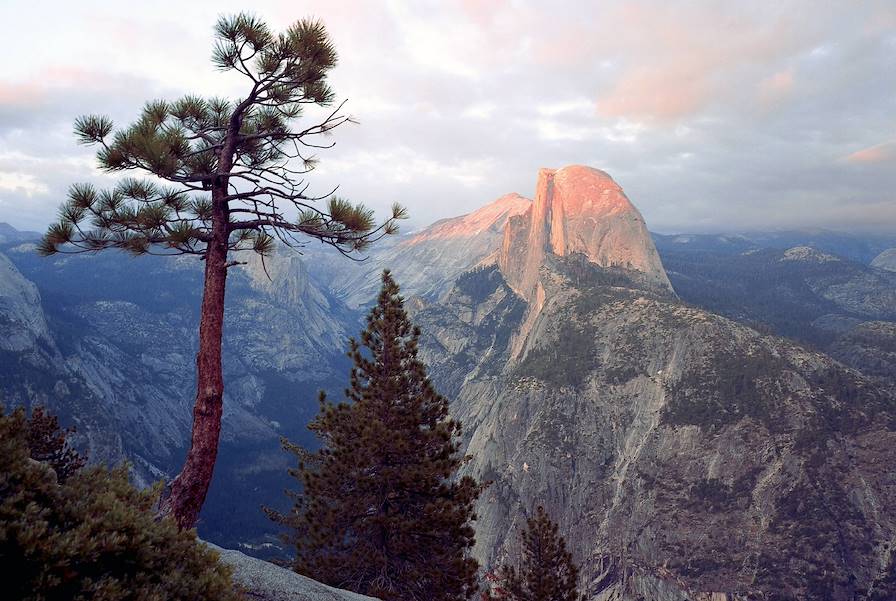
[0,171,48,196]
[0,82,44,108]
[757,69,795,107]
[589,3,815,122]
[0,0,894,234]
[845,142,896,164]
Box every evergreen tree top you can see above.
[486,506,581,601]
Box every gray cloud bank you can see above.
[0,0,894,234]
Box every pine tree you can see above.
[38,13,405,528]
[269,270,481,601]
[25,406,87,483]
[484,507,581,601]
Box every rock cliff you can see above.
[0,252,51,352]
[405,166,896,600]
[413,257,896,601]
[497,166,672,306]
[871,248,896,272]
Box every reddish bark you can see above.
[161,188,230,529]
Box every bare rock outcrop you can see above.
[207,543,379,601]
[871,248,896,272]
[497,165,672,305]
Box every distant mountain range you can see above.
[1,168,895,599]
[654,230,896,264]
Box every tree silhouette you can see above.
[484,506,581,601]
[269,271,481,601]
[39,13,405,528]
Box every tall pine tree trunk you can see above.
[162,198,229,529]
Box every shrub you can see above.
[0,406,240,601]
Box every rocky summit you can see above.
[498,165,672,306]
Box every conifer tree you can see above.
[25,406,87,483]
[483,507,581,601]
[269,270,481,601]
[38,13,405,528]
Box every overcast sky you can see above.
[1,0,894,234]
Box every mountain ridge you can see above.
[1,168,895,598]
[412,246,896,601]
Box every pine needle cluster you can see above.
[25,406,87,483]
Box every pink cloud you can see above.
[0,66,113,108]
[757,69,795,106]
[596,65,710,121]
[845,142,896,164]
[591,3,813,122]
[864,3,896,34]
[459,0,508,27]
[0,82,44,108]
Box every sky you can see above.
[0,0,894,234]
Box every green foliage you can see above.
[688,477,736,513]
[25,405,87,483]
[0,406,239,601]
[269,271,481,601]
[484,506,581,601]
[40,12,406,259]
[516,320,598,388]
[662,345,787,429]
[455,266,506,304]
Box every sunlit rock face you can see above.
[494,165,673,357]
[372,192,532,303]
[498,165,672,305]
[303,192,532,309]
[408,192,531,243]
